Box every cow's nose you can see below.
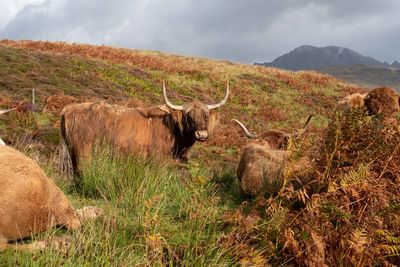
[195,130,208,141]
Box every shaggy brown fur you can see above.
[0,145,102,251]
[60,101,220,177]
[233,116,312,197]
[364,87,400,116]
[258,130,292,150]
[236,144,288,197]
[339,87,400,117]
[338,93,368,110]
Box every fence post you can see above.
[32,88,35,111]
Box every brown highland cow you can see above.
[233,115,312,197]
[364,87,400,116]
[339,87,400,116]
[59,82,229,177]
[338,92,368,110]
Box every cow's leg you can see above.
[0,240,46,252]
[0,236,72,252]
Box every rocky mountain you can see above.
[257,45,386,71]
[257,45,400,89]
[391,60,400,68]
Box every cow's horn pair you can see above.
[233,114,313,139]
[163,81,230,111]
[0,108,16,115]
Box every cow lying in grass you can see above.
[233,115,312,197]
[59,81,229,178]
[339,87,400,116]
[0,110,102,251]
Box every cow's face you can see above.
[182,102,216,141]
[162,81,229,142]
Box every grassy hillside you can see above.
[0,40,361,161]
[323,64,400,89]
[3,40,398,266]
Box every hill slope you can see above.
[5,40,399,266]
[323,64,400,89]
[0,40,360,160]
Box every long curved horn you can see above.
[232,119,258,139]
[206,80,230,110]
[162,81,184,111]
[0,108,16,115]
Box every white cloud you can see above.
[0,0,46,30]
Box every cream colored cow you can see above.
[0,109,102,251]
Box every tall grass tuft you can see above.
[1,149,235,266]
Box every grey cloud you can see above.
[0,0,399,63]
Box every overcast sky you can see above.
[0,0,399,63]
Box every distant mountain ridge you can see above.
[256,45,400,89]
[257,45,399,71]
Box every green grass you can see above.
[1,150,238,266]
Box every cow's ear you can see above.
[137,106,171,117]
[157,105,171,114]
[207,110,219,132]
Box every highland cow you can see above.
[0,111,102,251]
[236,143,288,197]
[59,82,229,177]
[338,87,400,117]
[338,93,368,110]
[233,115,312,197]
[364,87,400,116]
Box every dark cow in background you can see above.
[60,82,229,177]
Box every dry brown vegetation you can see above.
[222,107,400,266]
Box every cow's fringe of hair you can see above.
[168,111,184,134]
[59,114,74,180]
